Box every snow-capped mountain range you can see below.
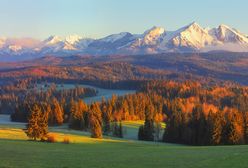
[1,22,248,61]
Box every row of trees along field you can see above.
[0,79,97,114]
[0,77,144,114]
[25,100,124,140]
[141,81,248,145]
[9,82,97,122]
[7,79,248,145]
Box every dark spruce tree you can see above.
[138,103,155,141]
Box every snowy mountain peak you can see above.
[1,22,248,61]
[187,22,201,28]
[219,24,231,29]
[183,22,206,33]
[165,22,215,50]
[8,45,22,52]
[44,36,63,45]
[140,26,166,45]
[144,26,165,35]
[65,35,82,45]
[217,24,237,35]
[210,24,248,44]
[100,32,132,43]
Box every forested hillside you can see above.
[4,79,248,145]
[1,53,248,85]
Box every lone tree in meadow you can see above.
[89,103,103,138]
[26,104,48,141]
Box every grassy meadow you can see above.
[0,121,248,168]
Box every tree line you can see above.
[7,79,248,145]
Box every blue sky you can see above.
[0,0,247,39]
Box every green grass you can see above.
[1,122,248,168]
[0,139,248,168]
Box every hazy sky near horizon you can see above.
[0,0,247,39]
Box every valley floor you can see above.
[0,121,248,168]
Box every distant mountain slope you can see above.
[2,53,248,85]
[0,22,248,61]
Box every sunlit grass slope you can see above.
[0,126,125,144]
[0,135,248,168]
[0,122,248,168]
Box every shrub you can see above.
[46,134,57,143]
[63,136,71,144]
